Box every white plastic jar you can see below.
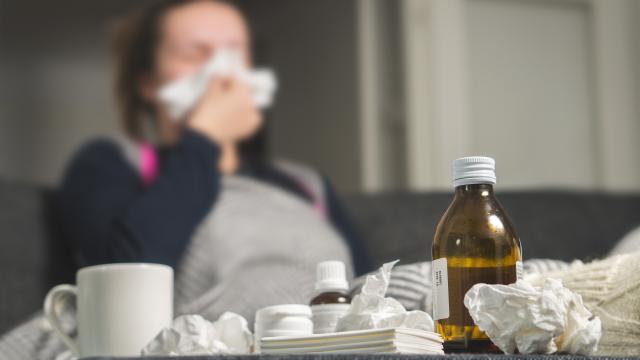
[254,304,313,353]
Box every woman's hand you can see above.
[187,76,262,145]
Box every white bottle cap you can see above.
[453,156,496,187]
[315,261,348,292]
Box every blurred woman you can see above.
[62,0,373,316]
[0,1,371,358]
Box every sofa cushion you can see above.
[0,180,50,333]
[344,191,640,266]
[0,179,75,335]
[1,182,639,336]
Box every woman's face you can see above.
[144,0,251,98]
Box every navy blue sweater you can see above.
[56,130,372,276]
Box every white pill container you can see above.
[254,304,313,353]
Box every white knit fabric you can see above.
[527,252,640,356]
[609,225,640,256]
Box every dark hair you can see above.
[111,0,188,140]
[110,0,267,159]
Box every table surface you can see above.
[87,354,640,360]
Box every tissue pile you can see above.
[258,261,442,355]
[335,260,434,332]
[141,313,252,356]
[158,48,277,120]
[464,278,601,355]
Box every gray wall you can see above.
[0,1,128,185]
[241,0,362,191]
[0,0,363,191]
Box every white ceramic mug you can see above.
[44,263,173,358]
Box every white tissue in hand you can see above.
[335,260,434,332]
[158,48,277,120]
[141,312,252,356]
[464,278,601,355]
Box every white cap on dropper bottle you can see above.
[453,156,496,188]
[315,261,348,292]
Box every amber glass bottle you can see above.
[432,157,522,353]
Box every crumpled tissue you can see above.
[335,260,434,332]
[158,48,277,120]
[464,278,601,355]
[141,312,253,356]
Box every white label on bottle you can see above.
[432,258,449,320]
[311,303,350,334]
[516,260,524,281]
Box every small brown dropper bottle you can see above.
[309,261,351,334]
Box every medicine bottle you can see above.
[254,304,313,353]
[309,261,351,334]
[432,156,522,353]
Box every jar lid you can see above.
[255,304,312,322]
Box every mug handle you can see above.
[44,284,79,356]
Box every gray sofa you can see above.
[1,178,640,337]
